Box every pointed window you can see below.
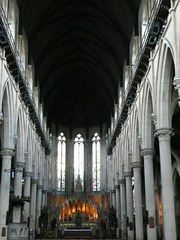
[74,134,84,192]
[92,133,100,191]
[57,133,66,191]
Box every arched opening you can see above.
[92,133,101,192]
[74,134,84,192]
[0,86,14,233]
[57,132,66,192]
[155,44,177,239]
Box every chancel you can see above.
[0,0,180,240]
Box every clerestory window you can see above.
[74,134,84,192]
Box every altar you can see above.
[58,221,98,238]
[64,229,92,238]
[49,194,108,238]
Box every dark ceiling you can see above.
[17,0,141,129]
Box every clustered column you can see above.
[119,179,127,239]
[0,149,14,238]
[30,178,38,238]
[131,162,144,240]
[115,183,120,237]
[23,171,32,222]
[111,189,116,209]
[155,128,177,240]
[141,148,157,240]
[36,183,43,233]
[13,162,25,223]
[124,171,134,240]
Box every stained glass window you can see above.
[92,133,100,191]
[57,132,66,191]
[74,134,84,192]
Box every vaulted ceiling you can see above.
[17,0,141,129]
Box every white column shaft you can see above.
[158,133,176,239]
[23,173,31,222]
[109,191,112,208]
[30,181,38,235]
[133,167,144,240]
[0,154,12,239]
[125,175,134,240]
[36,186,42,233]
[13,167,23,223]
[112,191,116,209]
[143,152,157,240]
[115,187,120,225]
[120,181,127,238]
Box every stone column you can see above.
[119,179,127,239]
[23,171,32,222]
[30,178,38,239]
[141,148,157,240]
[109,190,112,208]
[42,189,47,208]
[155,128,177,240]
[111,189,116,209]
[13,162,25,223]
[115,184,120,237]
[124,171,134,240]
[36,184,43,233]
[132,162,144,240]
[0,149,14,239]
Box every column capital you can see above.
[0,112,4,124]
[151,113,157,127]
[32,178,38,184]
[173,75,180,88]
[13,135,18,148]
[141,148,155,157]
[131,161,143,169]
[0,148,14,157]
[119,179,125,185]
[124,171,132,178]
[25,171,32,178]
[15,162,25,172]
[138,135,142,146]
[38,184,43,190]
[155,128,174,141]
[24,151,28,160]
[128,152,132,159]
[115,184,120,189]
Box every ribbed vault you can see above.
[17,0,141,128]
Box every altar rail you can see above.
[8,223,28,240]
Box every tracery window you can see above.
[57,132,66,191]
[92,133,100,191]
[74,134,84,192]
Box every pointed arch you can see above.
[74,134,84,192]
[131,105,140,162]
[156,43,175,128]
[14,105,26,163]
[140,80,154,149]
[92,132,101,191]
[57,132,66,191]
[1,80,14,149]
[25,124,33,173]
